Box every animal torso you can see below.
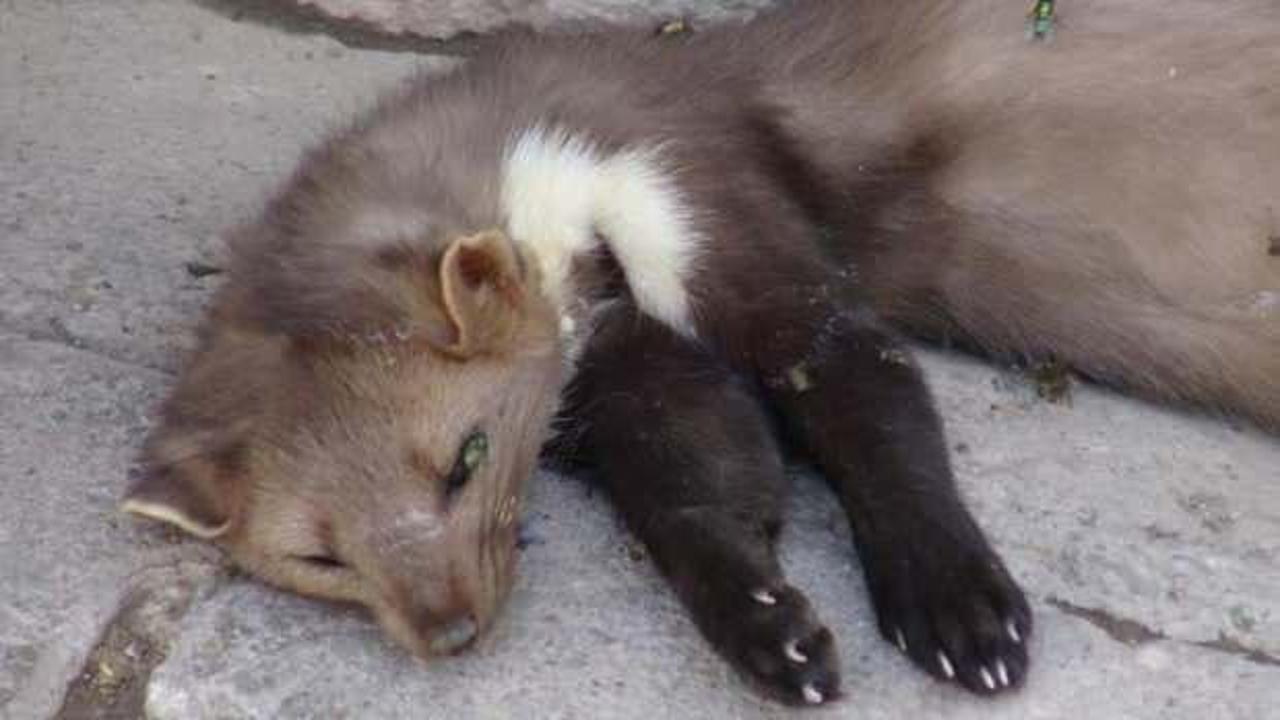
[706,0,1280,425]
[321,0,1280,426]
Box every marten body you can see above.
[727,0,1280,429]
[123,0,1279,707]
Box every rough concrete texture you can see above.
[1,1,1276,719]
[289,0,774,39]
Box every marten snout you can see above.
[404,581,484,656]
[424,611,480,656]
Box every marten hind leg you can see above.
[563,304,840,706]
[866,219,1280,432]
[963,296,1280,433]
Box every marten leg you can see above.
[852,196,1280,432]
[703,268,1032,696]
[563,304,840,706]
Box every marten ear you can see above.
[121,441,245,540]
[437,230,528,357]
[230,222,532,355]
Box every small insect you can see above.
[1029,0,1056,41]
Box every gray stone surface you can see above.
[290,0,775,39]
[1,1,427,718]
[1,1,1277,719]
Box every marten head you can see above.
[119,61,700,658]
[123,216,563,657]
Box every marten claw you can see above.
[979,666,997,690]
[784,638,808,663]
[1006,619,1024,643]
[751,588,779,606]
[725,583,840,705]
[868,539,1032,696]
[995,659,1011,687]
[937,651,956,679]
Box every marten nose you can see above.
[427,613,479,655]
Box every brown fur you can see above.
[704,0,1280,427]
[130,224,563,655]
[124,0,1279,683]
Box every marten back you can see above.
[687,0,1280,428]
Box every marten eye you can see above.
[446,430,489,498]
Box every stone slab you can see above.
[287,0,776,39]
[1,1,1276,719]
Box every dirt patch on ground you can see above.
[56,559,225,720]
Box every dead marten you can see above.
[122,0,1279,707]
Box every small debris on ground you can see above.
[1229,605,1259,634]
[55,562,224,720]
[184,261,224,278]
[656,18,694,37]
[1029,356,1073,404]
[624,541,647,563]
[57,598,161,719]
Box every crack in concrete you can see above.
[54,560,225,720]
[191,0,495,55]
[1193,633,1280,668]
[1048,596,1280,668]
[0,315,175,377]
[1047,597,1166,646]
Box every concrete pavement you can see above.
[1,2,1276,718]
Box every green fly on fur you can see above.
[1029,0,1055,40]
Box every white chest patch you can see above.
[500,126,699,336]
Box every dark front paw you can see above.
[720,583,841,707]
[867,541,1032,696]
